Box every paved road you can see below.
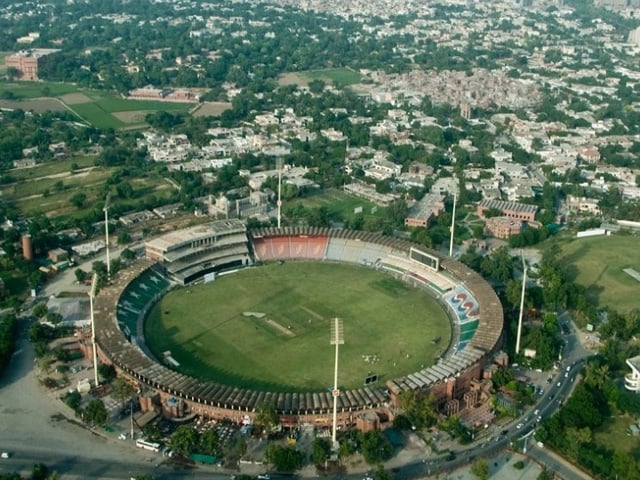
[0,316,170,479]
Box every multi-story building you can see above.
[145,219,250,284]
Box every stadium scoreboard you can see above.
[409,247,439,272]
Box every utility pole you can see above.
[89,273,99,388]
[104,193,112,281]
[449,192,457,257]
[515,252,528,355]
[276,158,283,228]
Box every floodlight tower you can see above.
[104,192,112,281]
[276,158,283,228]
[89,272,99,388]
[449,192,457,257]
[515,252,528,355]
[330,317,344,447]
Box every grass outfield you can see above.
[145,262,451,392]
[560,234,640,312]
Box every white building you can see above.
[625,355,640,393]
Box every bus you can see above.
[136,439,161,452]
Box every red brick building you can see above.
[5,49,59,81]
[477,199,538,223]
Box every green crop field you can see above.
[0,80,79,99]
[145,262,451,392]
[560,234,640,312]
[68,102,125,129]
[304,68,362,87]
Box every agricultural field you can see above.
[0,80,192,129]
[145,262,451,392]
[559,234,640,312]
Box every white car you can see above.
[557,382,562,387]
[118,433,127,440]
[1,452,10,459]
[516,423,524,429]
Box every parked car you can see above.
[1,452,10,459]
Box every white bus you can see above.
[136,439,161,452]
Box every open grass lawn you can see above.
[9,156,97,181]
[593,415,640,456]
[289,189,386,223]
[559,234,640,312]
[145,262,450,392]
[303,68,362,87]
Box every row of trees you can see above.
[0,314,18,376]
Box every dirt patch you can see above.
[300,306,323,320]
[192,101,232,117]
[59,92,92,105]
[0,98,66,112]
[112,110,149,123]
[265,318,295,337]
[277,72,309,86]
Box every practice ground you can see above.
[278,68,362,88]
[559,234,640,312]
[144,262,451,392]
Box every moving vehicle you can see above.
[0,452,9,459]
[135,439,161,452]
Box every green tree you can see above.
[265,444,303,472]
[83,399,108,426]
[170,425,199,455]
[33,303,48,319]
[74,268,87,283]
[255,402,280,433]
[311,437,332,465]
[31,463,49,480]
[98,363,117,383]
[120,248,136,260]
[69,192,87,209]
[360,431,393,464]
[537,469,554,480]
[112,376,133,408]
[62,390,82,412]
[470,458,489,480]
[45,312,63,326]
[117,230,132,245]
[373,464,392,480]
[199,429,219,456]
